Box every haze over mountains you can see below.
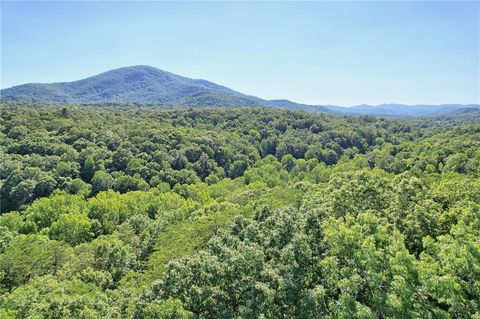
[1,65,478,116]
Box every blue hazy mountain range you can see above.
[323,104,480,117]
[1,65,478,116]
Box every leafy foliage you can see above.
[0,104,479,318]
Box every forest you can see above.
[0,103,479,318]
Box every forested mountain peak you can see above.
[0,65,257,106]
[2,67,478,116]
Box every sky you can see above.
[1,1,479,106]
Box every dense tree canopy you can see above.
[0,103,479,318]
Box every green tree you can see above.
[49,214,94,246]
[0,235,70,290]
[91,171,114,195]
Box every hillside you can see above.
[0,65,314,110]
[0,105,479,317]
[1,66,478,116]
[0,66,249,104]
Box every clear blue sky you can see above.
[1,1,479,106]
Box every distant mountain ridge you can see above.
[0,66,249,104]
[324,103,480,117]
[1,65,478,116]
[0,65,317,111]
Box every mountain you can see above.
[0,65,323,111]
[0,66,250,104]
[323,103,480,117]
[1,65,478,116]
